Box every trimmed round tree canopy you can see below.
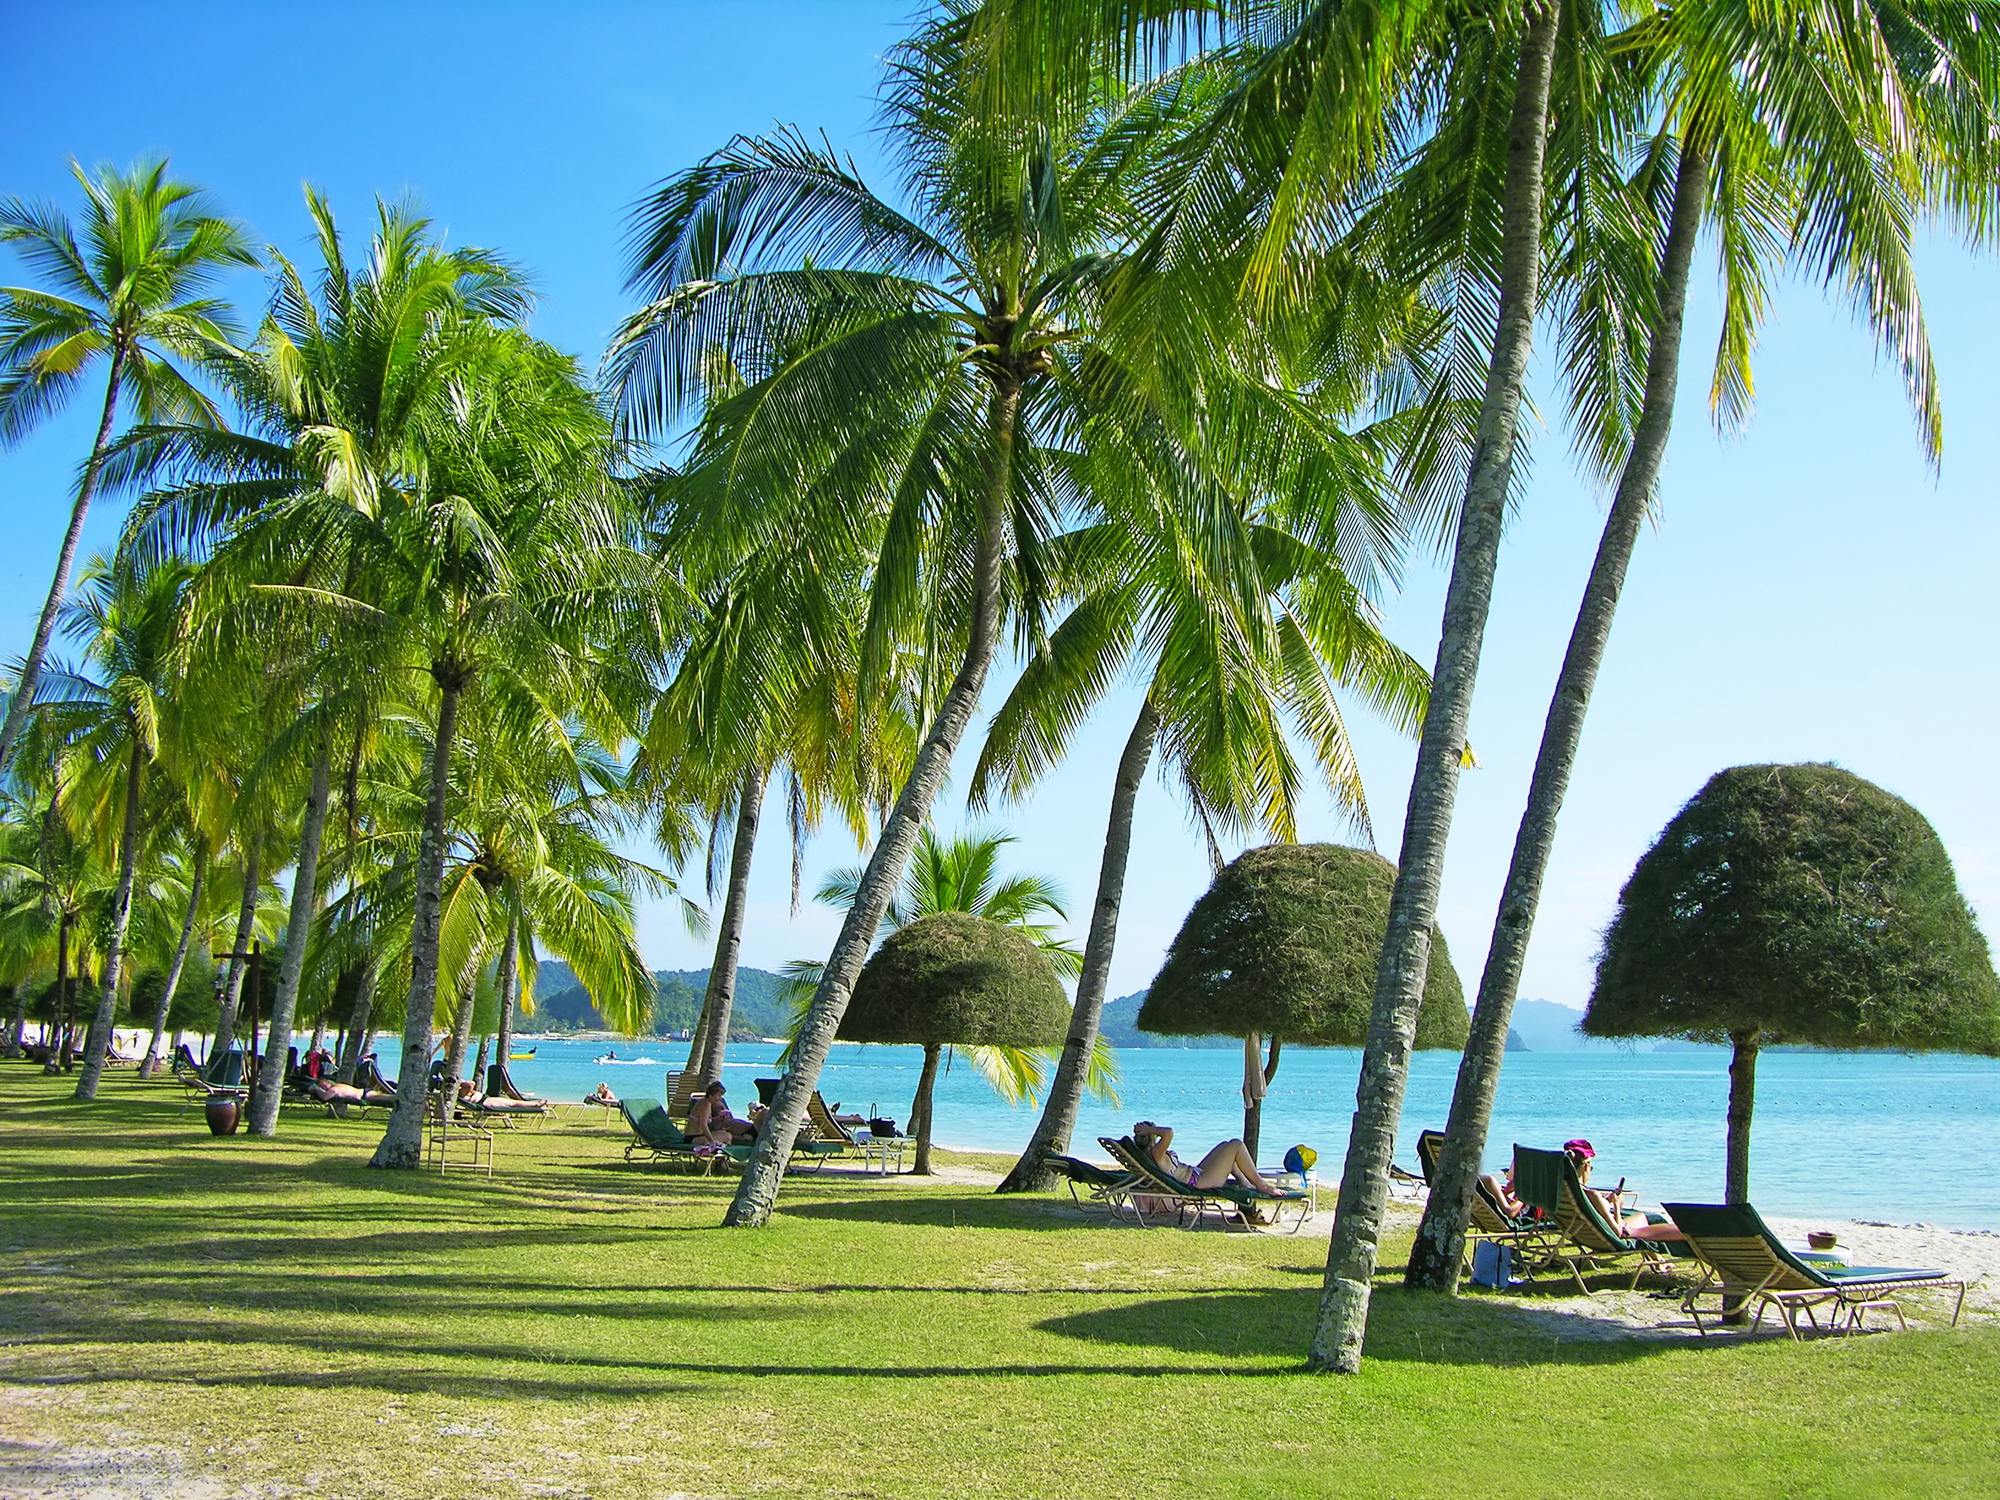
[1585,763,2000,1051]
[841,911,1070,1048]
[1140,843,1468,1048]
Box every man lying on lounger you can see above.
[453,1079,544,1112]
[308,1078,396,1108]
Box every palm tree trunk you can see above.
[1726,1029,1757,1205]
[4,986,24,1057]
[142,838,209,1078]
[0,348,127,780]
[726,380,1022,1227]
[911,1041,942,1175]
[336,962,378,1086]
[213,842,262,1053]
[1406,141,1710,1294]
[997,701,1159,1194]
[1310,1,1559,1374]
[443,982,478,1102]
[248,737,335,1135]
[490,912,518,1094]
[371,670,464,1169]
[44,920,69,1075]
[76,735,146,1101]
[695,765,766,1088]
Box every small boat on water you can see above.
[509,1048,536,1059]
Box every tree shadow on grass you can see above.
[779,1192,1125,1233]
[1039,1287,1678,1368]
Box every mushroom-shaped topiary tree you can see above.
[1586,764,2000,1203]
[1141,844,1469,1156]
[843,910,1070,1173]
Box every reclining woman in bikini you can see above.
[1133,1120,1285,1195]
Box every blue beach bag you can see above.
[1469,1240,1516,1289]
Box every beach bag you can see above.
[1470,1240,1516,1288]
[1282,1144,1317,1178]
[868,1116,900,1138]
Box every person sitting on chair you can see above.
[688,1081,763,1144]
[1479,1165,1531,1222]
[1133,1120,1283,1195]
[589,1082,616,1104]
[1563,1139,1683,1242]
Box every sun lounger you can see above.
[1049,1154,1136,1214]
[1663,1202,1967,1338]
[1413,1129,1561,1283]
[203,1047,246,1089]
[1099,1136,1310,1232]
[486,1060,545,1103]
[176,1048,247,1107]
[456,1092,549,1128]
[1513,1146,1677,1294]
[621,1097,749,1173]
[304,1078,397,1117]
[805,1090,907,1174]
[355,1057,397,1097]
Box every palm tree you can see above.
[336,332,649,1168]
[633,525,918,1094]
[1403,0,1979,1293]
[1133,0,1563,1372]
[0,158,252,779]
[433,712,674,1100]
[985,440,1432,1193]
[786,826,1090,1174]
[114,193,651,1162]
[32,553,195,1099]
[611,0,1221,1227]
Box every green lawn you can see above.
[3,1067,1995,1499]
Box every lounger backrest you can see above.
[807,1092,856,1144]
[1512,1146,1565,1217]
[1101,1136,1186,1195]
[491,1061,539,1102]
[205,1048,245,1087]
[1555,1155,1635,1251]
[1468,1180,1519,1236]
[1662,1202,1824,1292]
[622,1097,691,1148]
[1416,1130,1446,1184]
[668,1068,701,1118]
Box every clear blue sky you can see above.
[5,2,1994,1012]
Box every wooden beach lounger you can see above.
[1513,1146,1679,1295]
[1414,1129,1561,1284]
[806,1091,907,1174]
[1099,1136,1310,1233]
[1663,1202,1967,1338]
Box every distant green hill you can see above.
[1097,991,1235,1049]
[527,963,796,1039]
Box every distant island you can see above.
[529,968,1523,1053]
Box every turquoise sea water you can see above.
[383,1037,2000,1231]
